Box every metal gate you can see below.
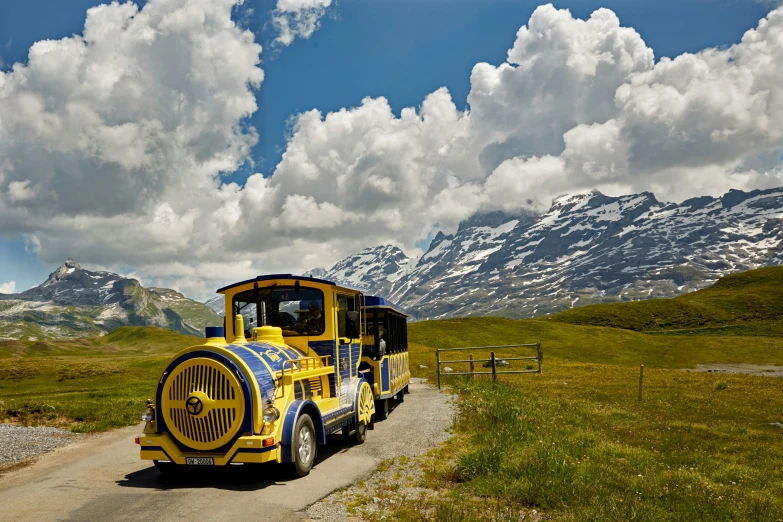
[436,343,542,389]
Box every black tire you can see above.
[375,398,389,420]
[404,385,410,394]
[290,414,316,477]
[396,390,404,403]
[353,422,367,444]
[153,460,187,475]
[341,421,367,444]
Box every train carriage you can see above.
[359,296,411,420]
[136,274,376,477]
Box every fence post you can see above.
[537,343,542,373]
[491,351,497,382]
[470,353,475,380]
[638,364,644,401]
[436,350,441,389]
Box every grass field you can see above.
[0,327,198,431]
[2,266,783,519]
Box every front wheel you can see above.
[290,414,316,477]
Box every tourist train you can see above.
[136,274,410,476]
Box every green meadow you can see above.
[1,267,782,519]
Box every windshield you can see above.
[232,285,325,337]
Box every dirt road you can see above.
[0,378,453,522]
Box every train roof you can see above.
[363,295,408,316]
[217,274,362,294]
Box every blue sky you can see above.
[0,0,777,293]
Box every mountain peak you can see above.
[48,258,82,282]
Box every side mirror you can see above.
[346,311,361,339]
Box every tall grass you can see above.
[394,361,783,521]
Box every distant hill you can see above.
[0,326,199,358]
[549,265,783,332]
[0,259,222,340]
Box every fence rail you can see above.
[436,343,542,389]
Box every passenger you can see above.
[306,301,324,334]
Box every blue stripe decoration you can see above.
[225,342,302,402]
[350,343,361,377]
[227,446,276,464]
[310,340,337,396]
[140,446,174,462]
[223,344,276,400]
[338,343,351,384]
[381,358,390,392]
[309,340,336,357]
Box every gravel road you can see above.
[0,424,80,467]
[0,378,453,521]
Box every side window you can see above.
[337,294,356,338]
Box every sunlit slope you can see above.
[547,266,783,332]
[408,315,783,370]
[0,326,199,358]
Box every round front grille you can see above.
[160,357,246,451]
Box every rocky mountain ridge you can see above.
[0,259,221,340]
[309,187,783,320]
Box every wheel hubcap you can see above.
[298,427,312,463]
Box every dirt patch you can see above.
[686,363,783,377]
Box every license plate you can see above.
[186,457,214,466]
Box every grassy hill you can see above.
[548,265,783,332]
[0,326,199,358]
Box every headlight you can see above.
[141,406,154,422]
[262,406,279,423]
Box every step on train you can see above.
[136,274,410,476]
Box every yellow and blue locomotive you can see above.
[136,274,377,477]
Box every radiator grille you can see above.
[160,357,245,451]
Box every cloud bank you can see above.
[271,0,333,46]
[0,281,16,294]
[1,1,781,297]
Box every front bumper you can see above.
[139,432,281,465]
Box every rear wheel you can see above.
[290,414,316,477]
[353,422,367,444]
[375,398,389,420]
[396,390,404,403]
[153,460,187,475]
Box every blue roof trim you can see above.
[363,295,408,316]
[217,274,337,293]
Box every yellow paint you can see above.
[159,357,246,451]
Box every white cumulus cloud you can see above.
[0,281,16,294]
[1,2,782,299]
[271,0,333,46]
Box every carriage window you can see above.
[337,294,357,338]
[233,286,324,337]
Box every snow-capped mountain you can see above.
[312,187,783,320]
[0,259,222,340]
[306,244,415,295]
[204,295,225,316]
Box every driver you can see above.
[306,301,324,334]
